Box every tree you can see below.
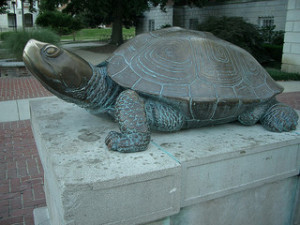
[40,0,209,45]
[0,0,8,14]
[36,10,83,39]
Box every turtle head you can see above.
[23,39,93,104]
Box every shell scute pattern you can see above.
[107,27,283,106]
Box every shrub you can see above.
[266,68,300,81]
[259,25,285,45]
[198,16,268,62]
[160,24,172,29]
[262,43,283,62]
[272,30,285,45]
[2,28,60,61]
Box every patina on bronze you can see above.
[23,27,299,153]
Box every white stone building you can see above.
[282,0,300,74]
[0,0,39,32]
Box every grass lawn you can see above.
[61,27,135,42]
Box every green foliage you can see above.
[0,0,8,14]
[160,24,172,29]
[259,25,285,45]
[266,68,300,81]
[36,10,83,35]
[42,0,208,44]
[198,16,267,62]
[2,28,60,60]
[272,31,285,45]
[262,43,283,62]
[0,31,14,41]
[39,0,68,12]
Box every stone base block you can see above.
[33,207,50,225]
[30,98,300,225]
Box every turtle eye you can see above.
[44,45,61,58]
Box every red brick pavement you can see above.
[0,77,52,101]
[0,76,299,225]
[277,91,300,110]
[0,120,46,225]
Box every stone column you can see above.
[281,0,300,74]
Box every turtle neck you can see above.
[82,62,123,117]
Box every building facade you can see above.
[0,0,39,32]
[281,0,300,74]
[174,0,287,31]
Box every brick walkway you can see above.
[0,76,299,225]
[276,91,300,110]
[0,120,46,225]
[0,77,48,225]
[0,77,52,101]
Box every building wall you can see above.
[174,0,287,31]
[136,5,173,34]
[137,0,287,33]
[281,0,300,74]
[0,0,39,32]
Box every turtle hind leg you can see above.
[105,90,150,153]
[260,103,298,132]
[238,104,268,126]
[145,100,185,132]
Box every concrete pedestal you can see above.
[30,98,300,225]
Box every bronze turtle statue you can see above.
[23,27,298,153]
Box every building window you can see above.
[258,16,274,28]
[25,13,33,27]
[7,13,16,28]
[189,18,198,30]
[149,19,155,31]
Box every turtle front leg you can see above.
[105,90,151,153]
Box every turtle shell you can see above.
[107,27,282,105]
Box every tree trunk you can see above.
[21,0,25,31]
[110,1,123,45]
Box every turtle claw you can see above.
[105,131,150,153]
[105,131,122,151]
